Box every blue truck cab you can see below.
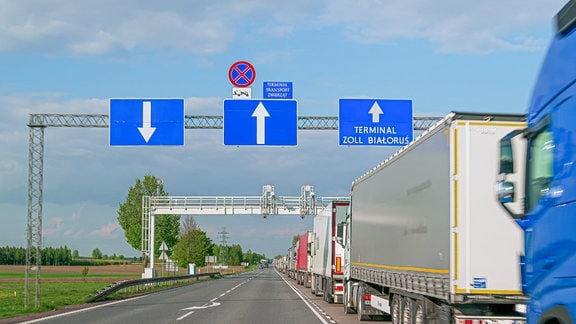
[497,1,576,323]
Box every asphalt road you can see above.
[282,271,392,324]
[8,268,392,324]
[18,268,336,324]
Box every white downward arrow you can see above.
[368,101,383,123]
[138,101,156,142]
[252,102,270,144]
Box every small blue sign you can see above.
[263,81,293,99]
[339,99,413,146]
[109,99,184,146]
[473,277,487,289]
[224,99,297,146]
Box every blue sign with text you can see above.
[339,99,413,146]
[263,81,293,99]
[223,99,297,146]
[109,99,184,146]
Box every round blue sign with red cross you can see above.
[228,61,256,87]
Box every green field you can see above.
[0,264,242,321]
[0,267,141,320]
[0,278,115,319]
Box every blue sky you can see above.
[0,0,567,259]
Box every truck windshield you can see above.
[526,127,554,212]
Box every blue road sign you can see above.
[109,99,184,146]
[339,99,413,146]
[263,81,293,99]
[223,99,297,146]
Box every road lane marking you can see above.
[20,295,150,323]
[177,275,252,321]
[177,301,221,321]
[278,270,333,324]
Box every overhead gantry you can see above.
[141,184,347,277]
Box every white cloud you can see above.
[90,221,122,238]
[317,0,563,54]
[0,0,564,56]
[43,215,83,239]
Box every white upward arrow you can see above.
[368,101,384,123]
[181,301,221,311]
[138,101,156,142]
[252,102,270,144]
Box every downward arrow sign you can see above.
[252,102,270,144]
[138,101,156,142]
[368,101,383,123]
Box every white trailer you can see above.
[343,112,527,323]
[311,200,349,303]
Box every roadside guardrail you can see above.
[88,272,221,302]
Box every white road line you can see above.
[279,271,331,324]
[20,295,150,323]
[176,311,195,321]
[177,277,250,321]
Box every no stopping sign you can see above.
[228,61,256,87]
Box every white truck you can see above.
[342,112,528,323]
[311,200,350,303]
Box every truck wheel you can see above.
[391,294,402,324]
[541,305,573,324]
[357,285,370,321]
[311,275,316,295]
[343,283,356,314]
[414,300,425,324]
[323,284,332,303]
[402,297,414,324]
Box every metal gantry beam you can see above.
[141,190,349,276]
[25,113,442,307]
[28,114,442,130]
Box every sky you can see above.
[0,0,567,260]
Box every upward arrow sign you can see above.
[368,101,384,123]
[138,101,156,142]
[252,102,270,144]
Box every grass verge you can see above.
[0,280,114,319]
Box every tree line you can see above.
[0,246,139,266]
[0,246,72,265]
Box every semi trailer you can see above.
[343,112,528,323]
[295,231,312,287]
[310,200,350,303]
